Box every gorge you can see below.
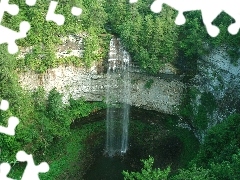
[15,35,240,179]
[1,1,240,179]
[16,36,192,179]
[18,34,184,115]
[17,33,240,144]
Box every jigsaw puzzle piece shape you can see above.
[224,6,240,35]
[16,151,49,180]
[150,0,222,37]
[151,0,164,13]
[25,0,37,6]
[0,21,30,54]
[129,0,138,3]
[151,0,205,24]
[46,1,65,26]
[0,0,19,21]
[0,100,9,111]
[0,116,19,136]
[0,162,15,180]
[201,7,221,37]
[151,0,181,24]
[71,6,82,16]
[228,22,240,35]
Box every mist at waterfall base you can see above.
[105,38,131,157]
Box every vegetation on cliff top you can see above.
[2,0,240,74]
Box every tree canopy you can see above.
[2,0,240,74]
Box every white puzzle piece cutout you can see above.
[46,1,65,25]
[0,163,15,180]
[0,0,31,54]
[129,0,138,3]
[16,151,49,180]
[25,0,37,6]
[0,100,9,111]
[71,6,82,16]
[0,100,19,136]
[46,1,82,25]
[131,0,240,37]
[0,116,19,136]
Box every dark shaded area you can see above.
[76,107,190,180]
[125,125,183,173]
[71,106,178,129]
[83,133,183,180]
[83,155,133,180]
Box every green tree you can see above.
[123,156,171,180]
[106,1,178,74]
[209,150,240,180]
[45,88,71,138]
[171,164,216,180]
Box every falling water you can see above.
[105,37,131,157]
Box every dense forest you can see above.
[0,0,240,179]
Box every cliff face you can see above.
[18,65,184,115]
[17,35,184,115]
[17,34,240,142]
[189,47,240,142]
[204,49,239,116]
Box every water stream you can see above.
[105,37,131,156]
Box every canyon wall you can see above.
[18,35,184,115]
[190,47,240,142]
[18,65,184,115]
[17,34,240,143]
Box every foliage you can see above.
[106,1,178,74]
[105,2,240,75]
[28,88,106,153]
[175,11,240,75]
[68,96,106,120]
[128,113,240,180]
[209,12,240,65]
[44,88,71,139]
[171,164,216,180]
[144,79,154,89]
[82,28,102,67]
[164,116,200,168]
[0,46,106,163]
[3,85,106,178]
[3,0,109,73]
[1,1,240,179]
[181,113,240,180]
[179,87,217,132]
[39,121,105,180]
[9,121,105,180]
[123,156,171,180]
[2,1,240,74]
[209,150,240,180]
[193,113,240,166]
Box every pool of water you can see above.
[83,155,133,180]
[72,107,199,179]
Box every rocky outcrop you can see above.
[195,47,240,119]
[189,47,240,142]
[18,65,184,115]
[18,35,184,115]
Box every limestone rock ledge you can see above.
[18,65,184,115]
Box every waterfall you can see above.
[105,37,131,157]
